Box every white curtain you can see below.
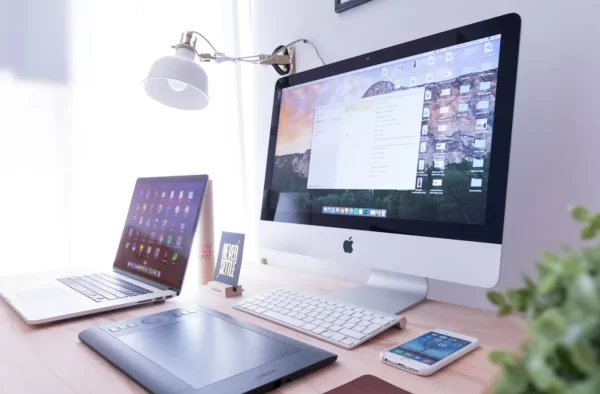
[0,0,247,275]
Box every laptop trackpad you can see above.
[118,313,300,389]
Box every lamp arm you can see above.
[172,31,325,67]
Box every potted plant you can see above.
[486,206,600,394]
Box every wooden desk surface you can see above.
[0,264,523,394]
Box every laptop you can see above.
[0,175,209,324]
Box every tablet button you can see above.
[141,317,165,325]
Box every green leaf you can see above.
[489,351,517,367]
[523,275,536,289]
[538,273,560,294]
[591,213,600,231]
[542,252,560,263]
[570,274,600,313]
[526,355,566,392]
[570,341,597,375]
[488,291,506,306]
[581,225,596,241]
[571,205,591,222]
[531,309,567,340]
[498,304,513,316]
[506,289,530,312]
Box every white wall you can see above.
[247,0,600,309]
[0,0,70,276]
[0,1,247,276]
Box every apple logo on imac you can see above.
[343,237,354,254]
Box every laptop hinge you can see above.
[112,268,177,293]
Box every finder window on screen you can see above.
[307,88,425,191]
[270,35,502,225]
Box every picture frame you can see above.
[335,0,374,13]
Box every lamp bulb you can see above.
[167,79,188,92]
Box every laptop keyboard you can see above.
[58,273,153,302]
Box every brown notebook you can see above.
[324,375,413,394]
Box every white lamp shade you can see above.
[143,53,209,110]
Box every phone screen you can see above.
[388,332,472,365]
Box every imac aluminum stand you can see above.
[329,269,428,316]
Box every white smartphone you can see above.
[380,329,479,376]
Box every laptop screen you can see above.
[113,176,208,290]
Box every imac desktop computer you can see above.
[256,15,521,318]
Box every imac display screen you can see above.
[268,35,502,225]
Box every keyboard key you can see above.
[127,323,137,328]
[320,322,333,329]
[334,320,347,326]
[303,317,315,323]
[312,327,326,335]
[349,318,360,324]
[324,317,336,323]
[255,308,267,314]
[295,314,306,320]
[247,305,258,311]
[118,325,128,330]
[330,333,346,342]
[353,325,367,333]
[364,324,381,335]
[343,322,356,329]
[329,325,342,332]
[340,328,365,339]
[263,310,306,327]
[372,318,391,326]
[312,319,324,326]
[322,331,334,338]
[302,323,317,331]
[287,312,298,318]
[316,314,328,320]
[307,311,318,318]
[342,338,357,347]
[109,327,119,332]
[382,316,395,322]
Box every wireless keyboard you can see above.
[234,289,406,349]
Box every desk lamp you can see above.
[142,31,324,282]
[143,31,324,110]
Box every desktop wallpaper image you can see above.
[269,48,499,225]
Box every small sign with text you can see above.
[214,232,245,289]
